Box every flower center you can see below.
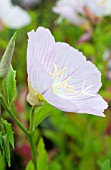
[49,64,74,96]
[49,64,96,99]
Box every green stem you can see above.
[0,93,29,136]
[0,92,37,170]
[0,95,5,134]
[28,134,37,170]
[29,106,35,133]
[29,106,37,170]
[0,102,1,117]
[0,103,2,130]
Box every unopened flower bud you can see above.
[0,32,16,79]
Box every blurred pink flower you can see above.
[53,0,111,27]
[0,0,31,30]
[53,0,88,27]
[27,27,108,117]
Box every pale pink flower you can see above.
[53,0,88,27]
[53,0,111,27]
[27,27,108,117]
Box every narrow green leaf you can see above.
[2,66,16,104]
[0,152,6,170]
[49,161,62,170]
[0,134,4,154]
[99,159,110,170]
[0,134,3,147]
[25,160,34,170]
[2,134,11,167]
[0,32,16,79]
[34,102,57,128]
[37,138,49,170]
[2,119,14,148]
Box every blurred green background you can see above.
[0,0,111,170]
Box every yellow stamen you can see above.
[66,85,74,88]
[66,89,75,92]
[49,72,56,78]
[62,77,72,83]
[56,67,67,78]
[54,63,58,73]
[49,64,75,95]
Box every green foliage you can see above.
[2,66,16,104]
[25,161,34,170]
[0,153,6,170]
[2,134,11,167]
[2,119,14,148]
[33,102,57,128]
[37,138,49,170]
[49,161,62,170]
[99,159,111,170]
[43,111,110,170]
[26,138,49,170]
[0,119,14,167]
[0,133,4,154]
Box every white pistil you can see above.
[82,80,85,91]
[81,80,96,97]
[82,91,96,97]
[84,84,93,91]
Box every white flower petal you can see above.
[48,42,86,74]
[27,27,55,72]
[68,61,102,95]
[28,60,52,95]
[0,0,31,29]
[86,0,111,17]
[73,94,108,117]
[42,88,79,112]
[48,42,101,98]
